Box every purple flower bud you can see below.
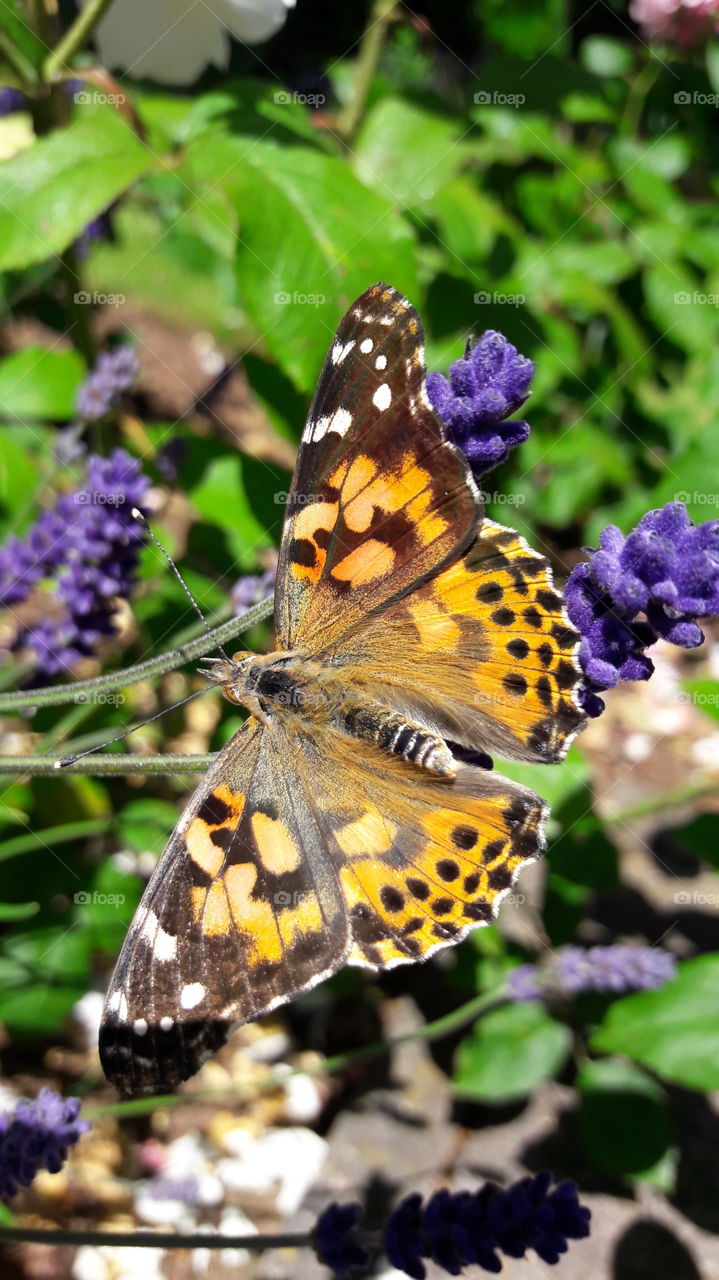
[565,502,718,715]
[0,1088,90,1199]
[427,330,534,479]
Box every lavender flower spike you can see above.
[0,1088,89,1199]
[0,447,149,679]
[566,502,719,715]
[427,329,534,479]
[507,944,677,1002]
[76,345,140,422]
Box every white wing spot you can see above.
[310,415,330,442]
[154,926,178,962]
[360,337,373,354]
[332,339,355,365]
[373,383,392,411]
[375,354,387,370]
[133,1018,148,1036]
[327,406,353,437]
[160,1016,174,1032]
[181,982,206,1010]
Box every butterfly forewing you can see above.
[274,282,482,651]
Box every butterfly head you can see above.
[198,650,255,706]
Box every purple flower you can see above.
[0,448,149,679]
[487,1172,590,1266]
[312,1202,370,1278]
[565,503,719,715]
[76,346,140,422]
[383,1175,589,1278]
[0,1087,89,1199]
[0,87,25,115]
[427,330,533,479]
[231,564,277,615]
[505,963,544,1001]
[508,945,677,1002]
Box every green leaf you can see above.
[0,0,47,77]
[645,263,719,353]
[0,819,108,864]
[354,98,467,210]
[707,41,719,94]
[578,1058,671,1176]
[454,1001,571,1102]
[0,348,85,421]
[0,429,45,519]
[0,106,155,271]
[0,926,91,1036]
[580,36,634,77]
[188,451,277,567]
[592,955,719,1091]
[480,0,570,58]
[181,136,417,392]
[0,900,39,921]
[116,798,179,856]
[681,678,719,723]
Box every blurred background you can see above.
[0,1,718,1277]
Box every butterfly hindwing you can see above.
[100,719,349,1095]
[328,519,586,763]
[275,283,481,651]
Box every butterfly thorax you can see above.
[205,650,456,778]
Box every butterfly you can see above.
[100,283,586,1095]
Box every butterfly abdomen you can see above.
[338,699,456,777]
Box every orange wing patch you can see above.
[330,766,544,968]
[337,518,585,764]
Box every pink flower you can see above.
[630,0,719,44]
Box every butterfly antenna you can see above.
[131,508,232,664]
[53,685,211,769]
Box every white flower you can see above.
[86,0,296,85]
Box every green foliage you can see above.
[0,0,718,1209]
[454,1001,572,1102]
[592,955,719,1092]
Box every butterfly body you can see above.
[208,648,458,777]
[100,283,586,1095]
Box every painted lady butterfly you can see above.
[100,284,586,1094]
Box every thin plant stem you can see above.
[44,0,117,81]
[336,0,399,140]
[0,597,273,713]
[0,754,214,777]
